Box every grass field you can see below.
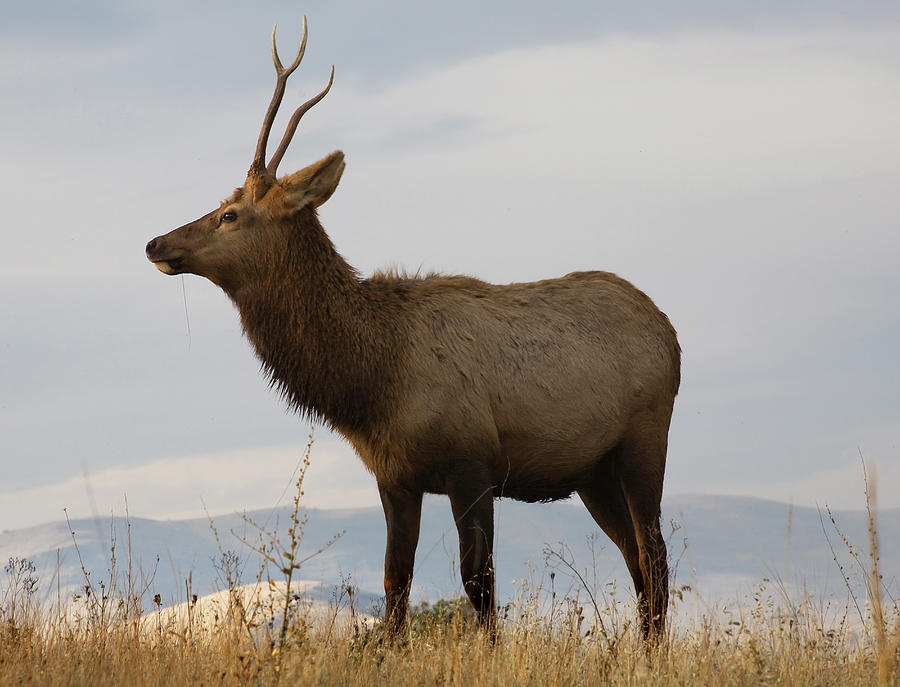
[2,457,897,686]
[1,579,897,686]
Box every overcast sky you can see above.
[1,1,899,531]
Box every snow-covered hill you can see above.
[141,580,375,636]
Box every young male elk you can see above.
[146,18,680,641]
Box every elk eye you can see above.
[222,210,238,223]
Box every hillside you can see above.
[1,494,896,615]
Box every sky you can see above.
[1,1,899,531]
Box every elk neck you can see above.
[225,208,404,435]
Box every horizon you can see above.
[2,490,895,617]
[3,468,892,535]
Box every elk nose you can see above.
[145,238,159,256]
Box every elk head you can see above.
[145,17,343,292]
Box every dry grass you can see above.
[1,585,897,687]
[2,454,897,686]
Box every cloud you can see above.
[702,449,900,510]
[322,27,900,178]
[0,438,380,532]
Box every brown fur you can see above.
[145,25,680,642]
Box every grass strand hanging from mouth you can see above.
[181,275,192,350]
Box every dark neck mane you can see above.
[226,209,400,434]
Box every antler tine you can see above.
[249,16,309,178]
[271,16,308,76]
[265,65,335,178]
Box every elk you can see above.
[146,18,680,642]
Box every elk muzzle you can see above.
[145,209,220,277]
[145,235,186,275]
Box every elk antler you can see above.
[248,16,334,191]
[266,65,334,178]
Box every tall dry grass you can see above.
[1,579,896,686]
[2,456,897,686]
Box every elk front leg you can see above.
[378,483,423,637]
[446,467,496,633]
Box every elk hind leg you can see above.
[577,458,646,631]
[616,430,669,642]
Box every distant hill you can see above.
[1,495,896,615]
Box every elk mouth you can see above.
[151,257,184,275]
[147,249,186,275]
[146,237,186,275]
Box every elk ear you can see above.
[280,151,345,212]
